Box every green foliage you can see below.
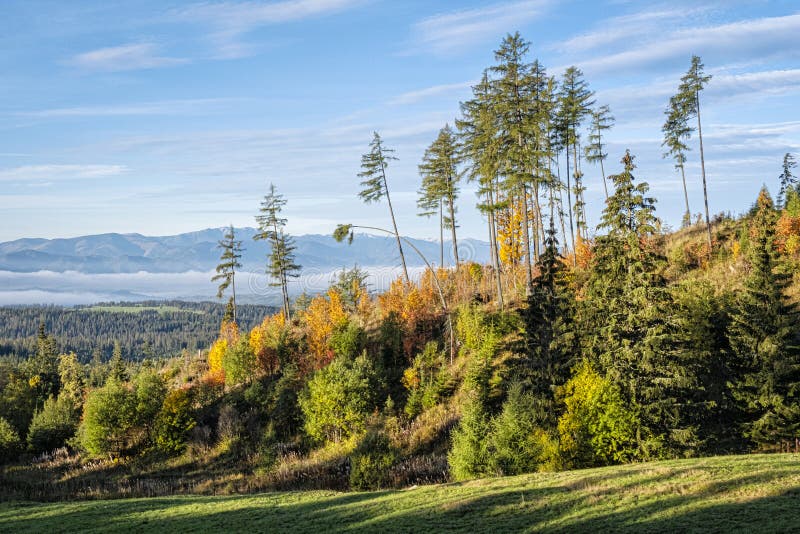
[728,189,800,447]
[488,383,543,475]
[0,416,23,462]
[558,361,637,468]
[57,352,85,408]
[108,340,128,384]
[329,321,366,360]
[153,388,196,454]
[299,353,379,443]
[80,380,137,457]
[448,393,491,480]
[349,425,397,490]
[222,337,256,387]
[134,370,167,432]
[27,394,78,453]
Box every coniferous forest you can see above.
[2,33,800,509]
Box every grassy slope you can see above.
[2,454,799,533]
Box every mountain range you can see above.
[0,228,490,274]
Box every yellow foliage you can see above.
[402,367,420,391]
[300,288,348,369]
[207,338,227,381]
[496,199,524,266]
[776,214,800,255]
[249,312,287,375]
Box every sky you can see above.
[1,0,799,242]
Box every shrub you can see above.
[222,337,256,387]
[0,417,22,462]
[299,353,379,443]
[134,370,167,430]
[27,394,78,454]
[488,383,542,476]
[153,388,196,454]
[79,380,137,457]
[349,426,396,490]
[558,360,637,468]
[448,393,491,480]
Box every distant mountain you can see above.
[0,229,490,274]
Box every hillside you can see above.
[2,454,799,533]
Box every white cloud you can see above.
[0,164,128,182]
[173,0,365,58]
[406,0,551,56]
[19,98,244,118]
[69,43,187,72]
[389,81,475,106]
[574,13,800,74]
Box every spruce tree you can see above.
[418,124,463,266]
[108,340,128,383]
[677,55,713,252]
[662,95,693,226]
[358,132,409,282]
[580,151,680,457]
[255,183,301,320]
[523,218,573,426]
[211,225,244,324]
[778,152,797,209]
[728,189,800,448]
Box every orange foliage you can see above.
[206,320,239,384]
[378,278,441,359]
[300,289,348,369]
[574,237,594,270]
[776,214,800,255]
[249,312,286,375]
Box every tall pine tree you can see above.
[211,225,243,324]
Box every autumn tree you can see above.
[212,225,244,324]
[418,124,463,266]
[255,183,301,320]
[358,132,409,282]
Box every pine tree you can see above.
[255,183,301,320]
[677,55,713,252]
[557,66,595,249]
[417,124,463,266]
[728,188,800,448]
[523,218,573,426]
[585,105,614,200]
[108,340,128,383]
[211,225,243,324]
[778,153,797,209]
[457,71,504,307]
[490,32,537,288]
[662,95,693,227]
[580,151,680,457]
[358,132,409,282]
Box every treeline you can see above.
[0,301,274,362]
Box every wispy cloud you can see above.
[19,98,245,118]
[69,43,187,72]
[406,0,551,56]
[173,0,365,59]
[0,164,128,182]
[389,81,475,106]
[574,13,800,74]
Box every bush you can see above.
[0,417,22,462]
[488,383,541,476]
[27,394,78,454]
[222,337,256,387]
[349,427,397,491]
[153,388,196,454]
[558,360,637,468]
[299,353,379,443]
[134,370,167,431]
[448,393,491,480]
[79,380,137,457]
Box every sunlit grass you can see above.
[2,453,799,533]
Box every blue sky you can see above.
[1,0,799,242]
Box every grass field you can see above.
[2,453,799,533]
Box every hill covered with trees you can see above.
[1,34,799,503]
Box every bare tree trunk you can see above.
[565,143,576,264]
[679,163,691,226]
[556,152,570,256]
[521,184,533,292]
[487,188,504,309]
[696,90,712,259]
[382,170,410,282]
[231,269,237,324]
[447,194,459,266]
[599,147,609,199]
[439,199,444,267]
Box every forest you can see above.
[1,33,799,499]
